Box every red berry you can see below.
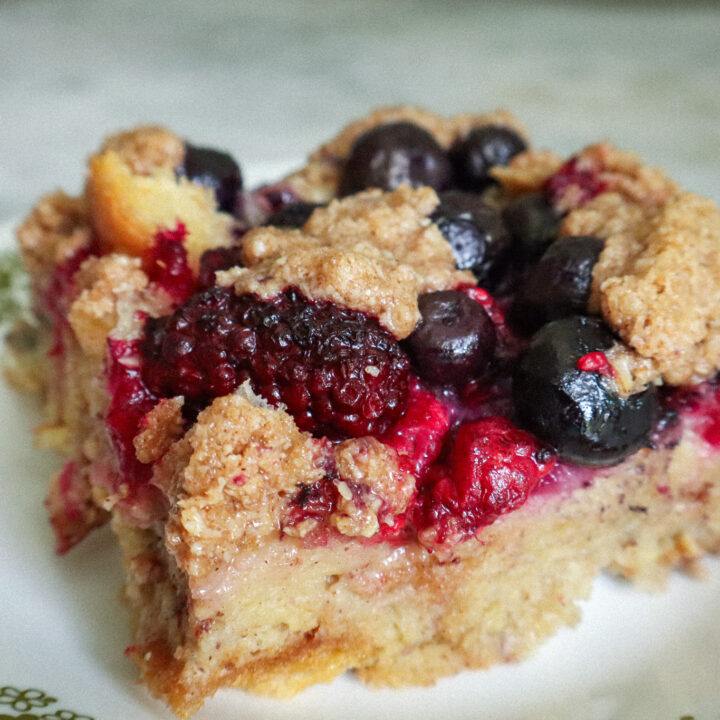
[286,479,338,529]
[544,156,607,211]
[105,338,158,491]
[140,287,411,438]
[383,377,450,478]
[576,351,615,377]
[415,416,556,548]
[45,240,98,356]
[146,223,196,305]
[450,417,555,514]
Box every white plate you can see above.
[1,185,719,720]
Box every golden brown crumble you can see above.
[284,105,527,202]
[100,125,185,176]
[491,149,564,196]
[220,187,472,339]
[331,437,415,538]
[67,254,151,358]
[302,186,470,293]
[164,384,327,574]
[17,191,92,283]
[568,192,720,387]
[135,397,185,465]
[493,142,678,211]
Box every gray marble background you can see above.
[1,0,719,222]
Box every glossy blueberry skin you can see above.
[501,192,561,262]
[180,144,243,214]
[513,316,657,466]
[264,201,324,228]
[339,122,452,196]
[451,125,527,191]
[511,235,605,334]
[403,290,496,384]
[431,191,511,287]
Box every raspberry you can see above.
[576,351,615,377]
[286,479,338,529]
[415,416,556,548]
[146,223,196,305]
[383,377,450,478]
[106,339,158,490]
[102,338,181,527]
[544,156,607,211]
[45,240,97,356]
[140,286,411,438]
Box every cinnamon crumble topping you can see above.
[568,192,720,387]
[100,125,185,176]
[220,186,473,338]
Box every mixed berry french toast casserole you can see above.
[8,106,720,717]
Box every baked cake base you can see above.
[117,422,720,717]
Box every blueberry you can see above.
[501,193,561,262]
[403,290,496,384]
[513,316,657,466]
[179,143,243,214]
[339,122,452,196]
[264,201,324,228]
[451,125,527,191]
[511,235,604,335]
[431,191,512,288]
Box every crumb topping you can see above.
[134,397,185,465]
[220,187,472,338]
[491,149,564,196]
[17,191,92,282]
[100,126,185,176]
[567,192,720,387]
[67,254,155,358]
[164,385,327,573]
[494,142,678,210]
[330,437,415,538]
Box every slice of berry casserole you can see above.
[11,107,720,718]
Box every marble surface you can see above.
[1,0,719,222]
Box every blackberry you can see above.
[140,287,411,438]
